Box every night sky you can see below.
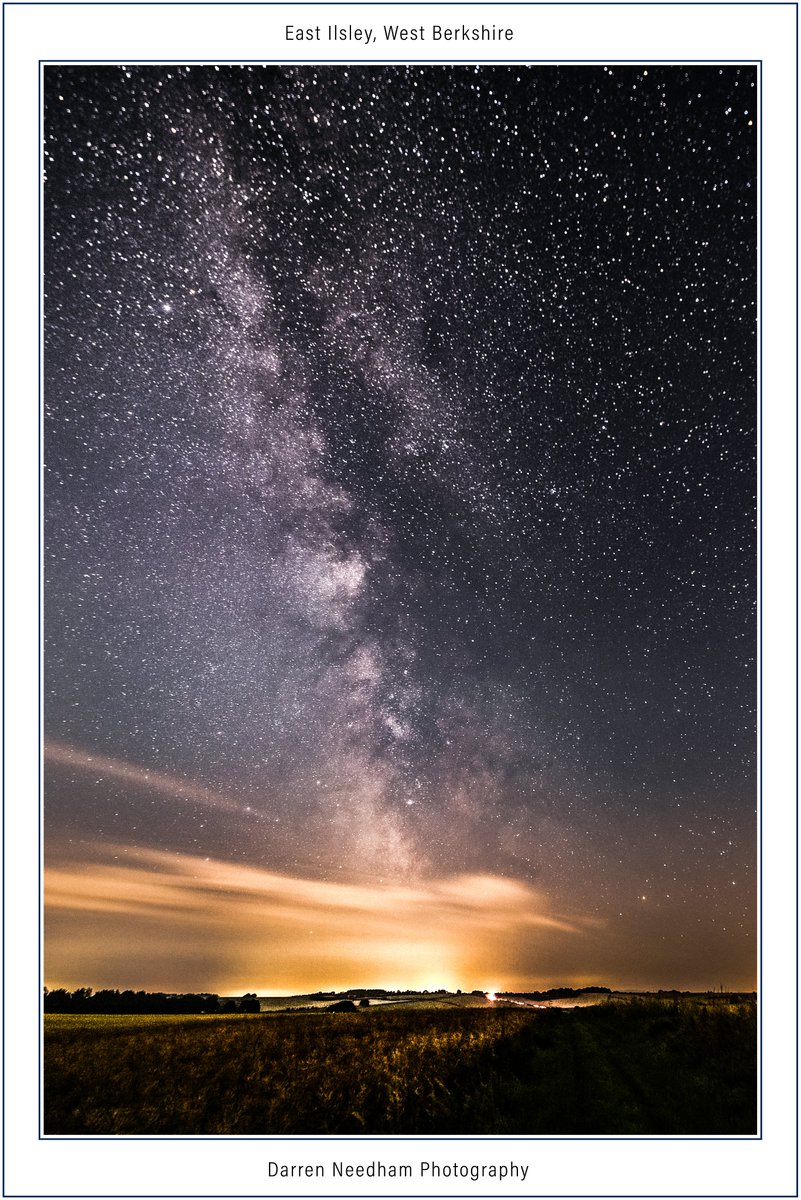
[44,65,756,994]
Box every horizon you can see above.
[44,981,754,998]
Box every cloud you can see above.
[44,843,596,995]
[43,740,246,815]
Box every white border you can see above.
[4,4,797,1198]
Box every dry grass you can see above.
[44,999,757,1135]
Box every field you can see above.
[44,997,756,1135]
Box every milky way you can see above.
[44,65,756,990]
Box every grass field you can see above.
[43,998,756,1135]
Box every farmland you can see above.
[43,996,756,1136]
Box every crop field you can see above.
[43,998,756,1136]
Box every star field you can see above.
[44,65,756,990]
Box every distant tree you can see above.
[43,988,71,1013]
[41,987,231,1014]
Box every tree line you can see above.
[43,987,261,1014]
[499,986,612,1000]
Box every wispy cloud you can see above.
[44,741,246,815]
[45,843,596,995]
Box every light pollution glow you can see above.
[44,844,600,995]
[44,741,756,994]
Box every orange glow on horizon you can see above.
[43,838,757,995]
[44,842,598,995]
